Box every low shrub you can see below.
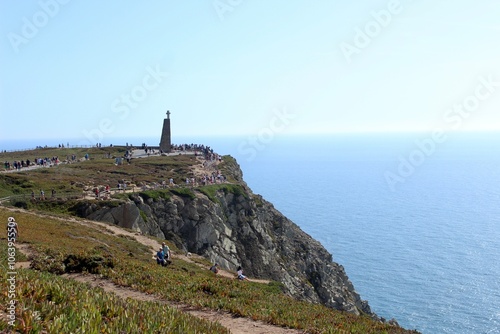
[31,247,115,275]
[138,190,171,202]
[170,188,196,199]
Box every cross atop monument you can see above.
[166,110,171,119]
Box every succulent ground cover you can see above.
[0,208,419,333]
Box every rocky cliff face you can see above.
[81,158,374,317]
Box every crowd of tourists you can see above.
[3,156,63,171]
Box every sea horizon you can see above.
[2,132,500,333]
[233,133,500,334]
[2,129,500,151]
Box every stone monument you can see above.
[159,110,171,153]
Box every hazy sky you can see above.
[1,0,500,146]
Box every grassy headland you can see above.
[0,147,420,333]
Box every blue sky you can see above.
[1,0,500,147]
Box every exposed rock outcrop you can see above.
[77,157,374,318]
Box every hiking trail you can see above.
[5,207,300,334]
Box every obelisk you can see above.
[159,110,171,153]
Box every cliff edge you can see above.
[80,156,374,318]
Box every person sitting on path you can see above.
[156,247,166,266]
[210,263,219,274]
[236,266,249,281]
[161,242,171,262]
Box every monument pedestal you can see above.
[159,111,171,153]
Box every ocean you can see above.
[228,133,500,334]
[2,132,499,333]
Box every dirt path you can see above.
[24,207,269,284]
[4,206,267,283]
[13,243,301,334]
[5,207,288,333]
[12,243,302,334]
[14,243,34,269]
[64,272,303,334]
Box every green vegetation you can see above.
[197,185,219,203]
[0,266,229,334]
[217,155,240,183]
[0,147,199,200]
[0,146,126,163]
[170,187,196,199]
[253,194,264,207]
[0,148,419,333]
[198,184,248,204]
[8,198,123,217]
[137,189,171,202]
[0,148,243,210]
[139,209,148,222]
[0,209,418,333]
